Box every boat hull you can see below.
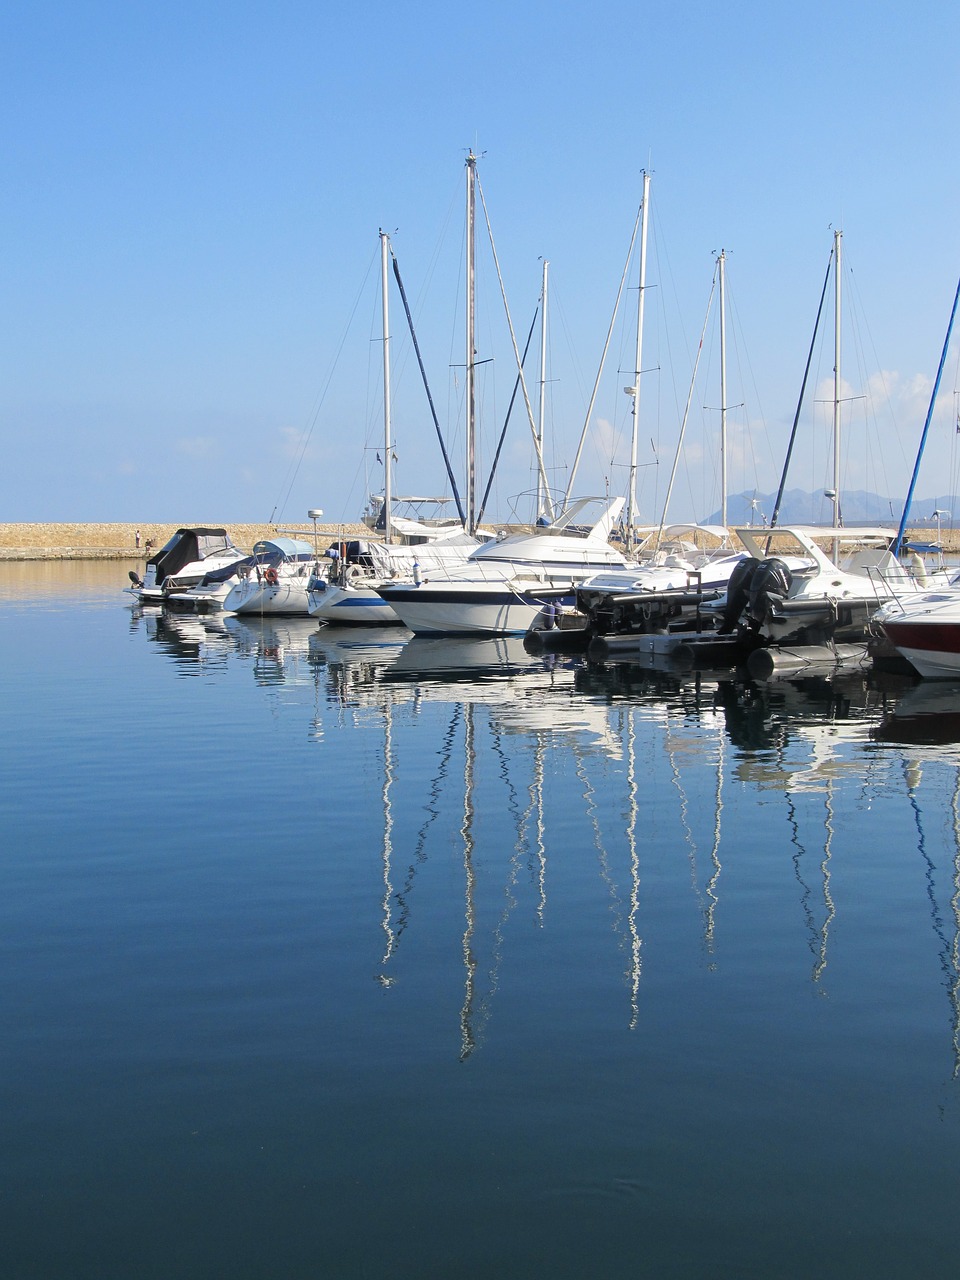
[877,619,960,679]
[309,583,403,627]
[223,580,311,616]
[377,584,550,636]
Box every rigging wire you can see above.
[269,242,379,523]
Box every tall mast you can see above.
[626,170,650,553]
[465,152,477,535]
[718,249,728,528]
[537,258,549,522]
[891,274,960,556]
[832,228,842,528]
[380,230,393,545]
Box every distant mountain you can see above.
[702,490,960,529]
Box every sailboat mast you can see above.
[537,258,549,522]
[832,228,842,528]
[465,152,477,535]
[380,230,393,545]
[719,248,728,528]
[626,171,650,553]
[891,273,960,556]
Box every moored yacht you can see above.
[874,583,960,679]
[575,524,747,642]
[723,524,940,648]
[126,527,247,605]
[222,538,319,616]
[376,495,628,635]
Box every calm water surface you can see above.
[2,561,960,1278]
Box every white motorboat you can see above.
[222,538,319,616]
[164,554,257,611]
[376,495,628,635]
[374,571,561,637]
[126,527,247,605]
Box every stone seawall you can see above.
[0,522,372,560]
[2,521,957,560]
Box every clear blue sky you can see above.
[4,0,960,526]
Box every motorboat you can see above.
[376,495,629,636]
[874,583,960,679]
[718,525,939,647]
[871,273,960,680]
[375,571,563,637]
[575,524,747,640]
[126,527,247,605]
[221,538,320,616]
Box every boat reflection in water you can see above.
[133,606,232,677]
[308,634,960,1066]
[132,610,960,1077]
[342,634,627,1055]
[874,680,960,750]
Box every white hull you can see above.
[373,496,628,637]
[223,577,312,616]
[377,580,553,636]
[165,581,235,611]
[887,647,960,680]
[730,525,946,646]
[309,582,402,626]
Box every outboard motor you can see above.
[716,556,760,634]
[745,557,793,629]
[128,570,143,587]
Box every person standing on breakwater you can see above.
[135,528,141,549]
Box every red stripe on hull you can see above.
[881,621,960,655]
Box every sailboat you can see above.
[873,274,960,678]
[220,536,319,615]
[699,231,946,676]
[309,230,487,627]
[575,230,751,650]
[377,154,630,637]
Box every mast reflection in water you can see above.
[3,563,960,1279]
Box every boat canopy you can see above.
[148,527,238,584]
[200,556,255,585]
[251,538,315,563]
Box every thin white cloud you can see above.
[176,436,218,459]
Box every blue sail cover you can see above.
[251,539,315,563]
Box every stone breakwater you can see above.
[0,523,371,560]
[2,522,958,561]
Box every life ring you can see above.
[345,564,365,583]
[263,566,279,586]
